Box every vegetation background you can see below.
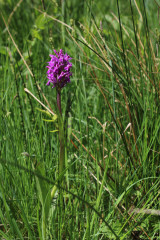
[0,0,160,239]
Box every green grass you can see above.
[0,0,160,239]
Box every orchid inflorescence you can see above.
[46,49,72,90]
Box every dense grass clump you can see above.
[0,0,160,239]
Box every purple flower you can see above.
[46,49,72,90]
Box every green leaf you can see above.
[100,220,122,239]
[33,162,51,239]
[35,14,46,30]
[0,46,8,55]
[42,119,55,122]
[0,230,12,240]
[0,184,24,240]
[67,112,72,142]
[34,162,51,216]
[42,115,57,122]
[50,130,59,133]
[52,114,58,121]
[31,29,42,41]
[36,108,58,122]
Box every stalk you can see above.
[46,50,72,238]
[51,90,65,200]
[57,89,65,175]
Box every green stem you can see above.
[57,90,65,175]
[57,89,65,240]
[51,90,65,200]
[57,90,62,115]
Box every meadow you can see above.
[0,0,160,239]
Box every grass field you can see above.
[0,0,160,239]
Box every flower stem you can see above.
[51,90,65,200]
[57,90,62,115]
[57,90,65,177]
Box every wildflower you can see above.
[46,49,72,90]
